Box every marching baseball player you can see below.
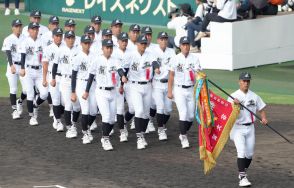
[121,34,160,150]
[111,19,123,47]
[2,19,26,119]
[19,22,48,126]
[71,35,97,144]
[53,31,80,139]
[228,72,268,187]
[168,36,202,149]
[84,25,102,55]
[64,19,81,48]
[22,10,49,38]
[42,28,64,131]
[152,32,175,141]
[41,16,60,48]
[83,39,122,151]
[90,15,102,44]
[127,24,140,51]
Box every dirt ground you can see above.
[0,98,293,188]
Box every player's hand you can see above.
[233,99,240,105]
[43,79,48,87]
[122,76,128,83]
[155,68,161,75]
[50,79,56,87]
[167,91,173,99]
[82,92,89,100]
[10,65,16,74]
[119,86,124,94]
[71,93,77,102]
[260,118,268,126]
[19,69,25,77]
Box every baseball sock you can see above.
[185,121,193,131]
[149,108,156,118]
[72,111,80,123]
[134,117,141,133]
[36,97,45,106]
[59,105,65,115]
[53,105,61,120]
[20,92,26,102]
[27,100,34,115]
[125,111,134,122]
[156,113,165,127]
[47,92,52,104]
[64,110,71,126]
[163,114,170,125]
[10,93,17,110]
[179,120,187,135]
[88,115,96,126]
[142,118,149,132]
[102,122,114,136]
[81,114,89,131]
[237,158,247,178]
[117,114,124,129]
[245,158,252,170]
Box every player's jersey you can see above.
[228,90,266,124]
[19,36,43,66]
[95,31,102,43]
[127,39,137,51]
[2,33,25,63]
[124,50,157,82]
[42,42,64,73]
[112,35,118,47]
[112,46,133,65]
[54,45,79,76]
[41,30,53,48]
[72,51,93,80]
[90,39,102,55]
[145,43,158,53]
[22,24,49,38]
[169,52,201,86]
[89,55,121,87]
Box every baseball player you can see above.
[121,34,160,150]
[53,31,80,139]
[127,24,140,51]
[19,22,48,126]
[71,35,97,144]
[2,19,26,119]
[228,72,268,187]
[22,10,49,38]
[90,15,102,44]
[83,39,122,151]
[152,32,175,141]
[167,36,202,149]
[42,28,64,131]
[64,19,81,48]
[84,25,102,55]
[110,19,123,47]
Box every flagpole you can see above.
[207,79,293,144]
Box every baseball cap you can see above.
[102,29,112,36]
[84,25,95,34]
[137,34,148,44]
[30,10,41,17]
[52,28,63,36]
[11,19,22,27]
[111,19,123,26]
[118,32,128,41]
[129,24,140,31]
[64,30,75,38]
[28,22,40,29]
[81,34,92,43]
[49,16,59,24]
[239,72,252,80]
[179,36,190,45]
[157,32,169,39]
[102,39,114,47]
[141,26,152,34]
[91,15,102,23]
[64,19,76,27]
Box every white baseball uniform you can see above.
[41,30,53,48]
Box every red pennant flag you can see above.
[146,67,150,80]
[189,69,195,82]
[112,72,117,85]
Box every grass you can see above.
[0,10,294,104]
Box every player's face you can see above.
[65,36,75,48]
[87,33,95,41]
[137,43,147,54]
[103,46,113,58]
[29,28,39,39]
[103,35,112,40]
[157,38,168,49]
[53,35,62,45]
[118,40,128,51]
[91,23,101,32]
[129,30,140,42]
[12,25,22,35]
[81,42,91,52]
[30,17,41,24]
[145,34,152,44]
[65,25,75,32]
[49,23,59,30]
[180,43,190,56]
[239,80,250,92]
[111,24,122,36]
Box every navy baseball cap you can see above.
[49,16,59,24]
[137,34,148,44]
[52,28,63,36]
[141,26,152,34]
[179,36,190,45]
[239,72,252,80]
[102,39,114,47]
[91,15,102,23]
[11,19,22,27]
[84,25,95,34]
[129,24,140,31]
[28,22,40,29]
[65,19,76,27]
[118,32,128,41]
[111,19,123,26]
[81,34,92,43]
[102,29,112,36]
[157,32,169,39]
[30,10,41,17]
[64,31,75,38]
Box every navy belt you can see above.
[177,85,193,89]
[27,65,41,70]
[63,74,72,78]
[241,123,253,126]
[154,79,168,83]
[99,87,114,90]
[14,61,21,65]
[131,81,149,85]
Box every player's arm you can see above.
[20,53,26,76]
[5,50,16,74]
[167,70,174,99]
[50,63,58,87]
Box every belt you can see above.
[26,65,41,70]
[48,71,62,76]
[79,78,96,82]
[131,81,150,85]
[63,74,72,78]
[241,123,253,126]
[99,87,114,91]
[14,61,21,65]
[177,85,193,89]
[154,79,168,83]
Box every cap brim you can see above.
[13,23,23,27]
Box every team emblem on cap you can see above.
[107,40,111,44]
[95,17,99,21]
[16,20,20,23]
[142,36,146,40]
[69,19,73,23]
[53,17,57,21]
[57,29,61,32]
